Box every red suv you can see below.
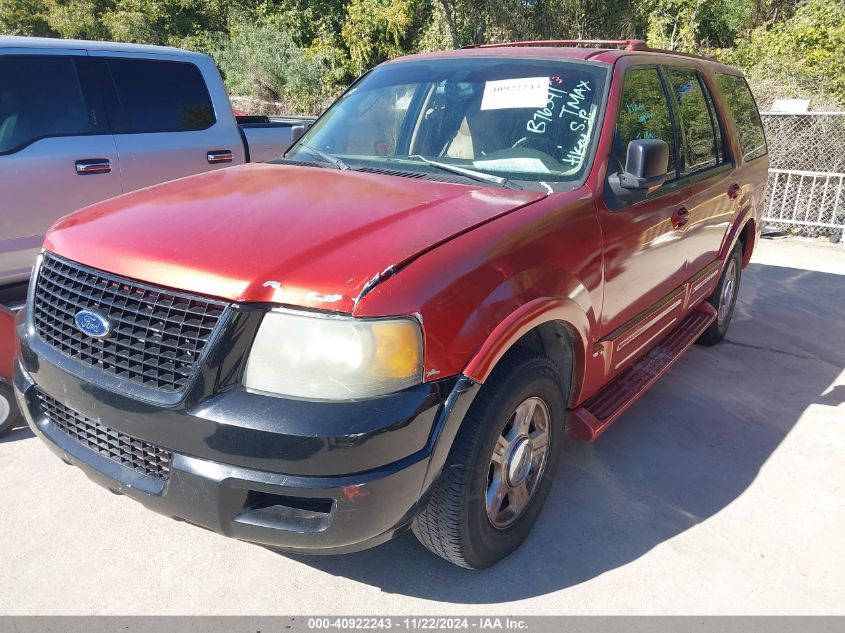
[14,40,768,568]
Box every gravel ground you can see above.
[1,238,843,615]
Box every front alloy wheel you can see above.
[412,351,567,569]
[487,397,551,529]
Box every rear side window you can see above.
[0,56,95,154]
[666,68,720,175]
[105,58,215,134]
[716,74,767,162]
[613,67,676,178]
[701,83,725,162]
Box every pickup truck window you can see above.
[288,58,609,188]
[666,68,721,174]
[715,73,768,162]
[0,56,95,154]
[612,67,677,178]
[104,58,215,134]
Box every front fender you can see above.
[462,295,590,393]
[353,191,603,401]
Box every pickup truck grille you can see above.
[36,390,172,480]
[33,253,228,392]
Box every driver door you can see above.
[596,65,692,378]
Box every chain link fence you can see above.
[761,112,845,240]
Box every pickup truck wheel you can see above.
[0,381,22,438]
[412,351,567,569]
[697,244,742,346]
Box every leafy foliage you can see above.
[1,0,844,113]
[0,0,51,35]
[211,13,345,113]
[720,0,845,106]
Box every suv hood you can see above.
[45,163,546,313]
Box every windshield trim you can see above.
[286,56,613,193]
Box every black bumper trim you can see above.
[15,356,481,553]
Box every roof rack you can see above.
[464,39,648,50]
[464,38,718,61]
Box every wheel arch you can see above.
[736,217,756,267]
[462,297,590,408]
[720,209,757,269]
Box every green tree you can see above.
[100,0,231,48]
[341,0,425,74]
[210,13,346,114]
[722,0,845,104]
[0,0,52,35]
[44,0,110,39]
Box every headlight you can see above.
[243,309,424,400]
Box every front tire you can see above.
[412,351,567,569]
[697,244,742,346]
[0,380,22,438]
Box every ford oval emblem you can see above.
[74,309,113,339]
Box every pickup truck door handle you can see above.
[207,150,234,164]
[727,183,741,200]
[75,159,111,175]
[671,207,690,229]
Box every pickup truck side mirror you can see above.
[607,139,670,204]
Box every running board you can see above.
[569,302,717,442]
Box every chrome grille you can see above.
[33,253,227,392]
[37,390,172,480]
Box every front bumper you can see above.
[15,312,479,554]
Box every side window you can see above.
[0,56,95,154]
[613,67,676,178]
[715,74,768,162]
[701,81,725,162]
[666,68,719,174]
[105,58,215,134]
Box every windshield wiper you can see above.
[298,144,349,170]
[407,155,522,190]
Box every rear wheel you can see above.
[697,244,742,346]
[412,351,567,569]
[0,381,21,438]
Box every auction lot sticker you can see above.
[480,77,549,110]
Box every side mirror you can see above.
[607,138,669,209]
[616,138,670,190]
[606,138,671,206]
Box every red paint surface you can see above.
[341,485,369,501]
[0,306,16,382]
[42,47,767,415]
[46,163,544,313]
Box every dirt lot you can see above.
[1,238,843,615]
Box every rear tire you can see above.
[0,380,21,438]
[697,244,742,346]
[412,350,567,569]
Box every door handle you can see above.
[727,183,741,200]
[75,159,111,175]
[207,150,233,164]
[671,207,690,229]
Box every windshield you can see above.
[286,57,609,190]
